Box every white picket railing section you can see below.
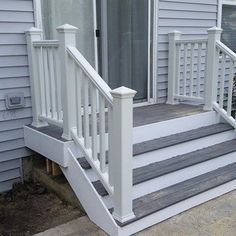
[67,45,113,195]
[168,26,236,129]
[168,32,206,104]
[26,25,136,224]
[213,41,236,128]
[33,40,63,126]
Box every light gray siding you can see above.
[0,0,34,192]
[156,0,218,103]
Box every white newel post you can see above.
[56,24,78,140]
[25,27,47,127]
[110,86,136,223]
[204,27,222,110]
[167,31,181,104]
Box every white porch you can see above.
[24,24,236,235]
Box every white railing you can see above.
[213,41,236,128]
[26,28,62,127]
[26,25,136,223]
[168,32,207,104]
[168,26,236,129]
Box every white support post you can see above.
[56,24,78,140]
[25,27,48,127]
[204,27,222,110]
[110,86,136,223]
[167,31,181,104]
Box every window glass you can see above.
[222,5,236,52]
[41,0,95,66]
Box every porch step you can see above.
[78,123,233,170]
[91,139,236,197]
[133,123,232,155]
[116,162,236,226]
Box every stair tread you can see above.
[115,162,236,226]
[133,123,233,155]
[78,123,233,170]
[92,139,236,197]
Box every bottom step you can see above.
[116,163,236,227]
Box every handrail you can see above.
[67,46,113,105]
[175,39,207,44]
[216,41,236,62]
[33,40,59,47]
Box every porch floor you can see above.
[27,104,204,141]
[133,103,204,127]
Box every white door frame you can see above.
[98,0,159,105]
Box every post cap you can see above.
[56,24,78,33]
[207,26,222,34]
[25,27,42,35]
[110,86,137,99]
[168,30,182,36]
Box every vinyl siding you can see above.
[0,0,34,192]
[156,0,218,103]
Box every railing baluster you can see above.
[38,47,47,116]
[43,48,51,117]
[197,43,202,97]
[83,73,90,148]
[190,43,194,96]
[48,48,57,119]
[175,43,180,96]
[227,60,234,116]
[99,95,106,173]
[91,84,98,161]
[183,43,187,96]
[54,47,62,120]
[219,53,226,108]
[75,67,83,138]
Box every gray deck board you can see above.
[78,123,233,171]
[133,104,204,127]
[133,123,233,155]
[116,163,236,226]
[27,125,67,142]
[26,104,204,143]
[91,139,236,197]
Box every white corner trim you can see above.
[217,0,223,28]
[152,0,159,103]
[33,0,43,29]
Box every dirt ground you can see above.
[0,182,85,236]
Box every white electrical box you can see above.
[5,93,25,109]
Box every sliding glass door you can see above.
[98,0,151,102]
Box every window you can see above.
[222,1,236,52]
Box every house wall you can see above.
[156,0,218,103]
[0,0,34,192]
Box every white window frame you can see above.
[218,0,236,27]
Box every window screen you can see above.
[222,5,236,52]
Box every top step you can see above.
[78,123,233,170]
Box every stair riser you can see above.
[119,180,236,236]
[85,130,235,182]
[101,152,236,209]
[133,152,236,199]
[133,130,235,168]
[133,111,217,143]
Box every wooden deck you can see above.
[27,104,204,140]
[133,103,204,127]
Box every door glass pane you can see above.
[107,0,149,101]
[41,0,95,66]
[222,5,236,52]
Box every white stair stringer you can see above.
[60,148,119,236]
